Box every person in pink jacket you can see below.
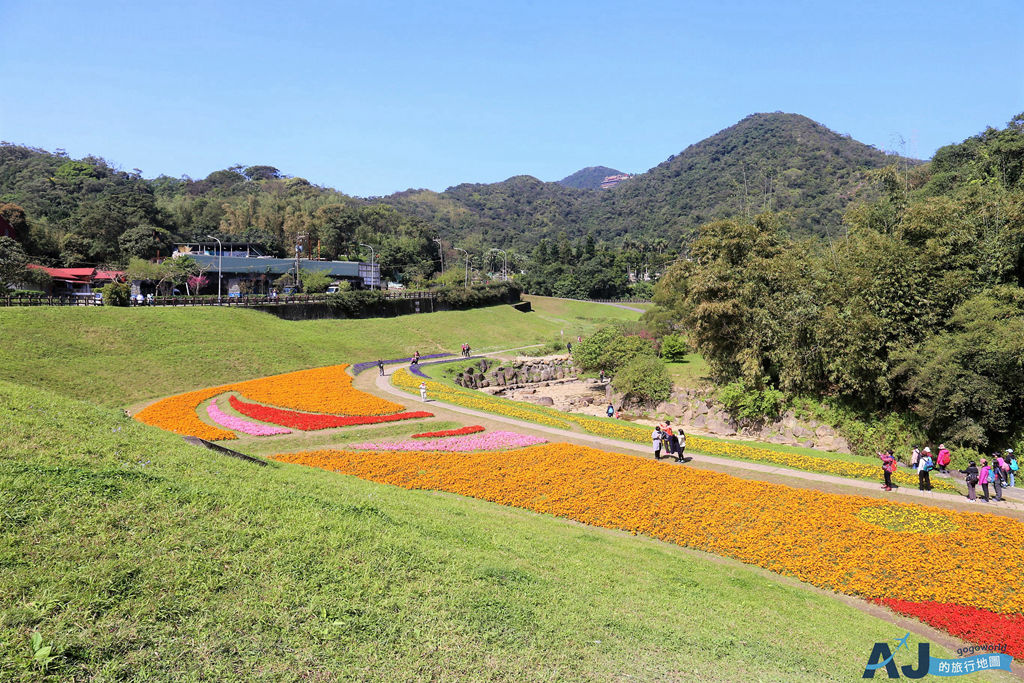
[979,459,993,502]
[936,444,952,474]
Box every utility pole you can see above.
[295,233,307,293]
[454,247,469,289]
[490,248,507,281]
[359,243,376,290]
[433,237,444,276]
[206,235,222,301]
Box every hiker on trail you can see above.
[917,449,933,491]
[419,381,427,402]
[1008,451,1018,488]
[606,403,614,418]
[652,425,663,460]
[377,359,385,376]
[878,450,897,491]
[936,444,951,474]
[676,427,687,462]
[566,341,573,354]
[461,343,469,357]
[412,351,420,365]
[661,421,674,456]
[910,447,921,469]
[960,461,980,501]
[990,454,1005,501]
[465,344,471,357]
[599,369,605,383]
[979,459,993,501]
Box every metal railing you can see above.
[1,290,439,307]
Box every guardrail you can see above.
[1,290,439,307]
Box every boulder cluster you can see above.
[454,358,574,390]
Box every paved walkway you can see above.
[365,368,1024,518]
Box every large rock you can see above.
[535,396,554,406]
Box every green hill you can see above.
[557,166,625,190]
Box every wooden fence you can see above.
[1,290,438,307]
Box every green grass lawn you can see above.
[0,300,640,408]
[665,353,710,389]
[0,380,953,680]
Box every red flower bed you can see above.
[229,394,432,430]
[874,598,1024,659]
[411,425,485,438]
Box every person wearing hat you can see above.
[936,444,951,474]
[917,448,934,491]
[1007,450,1017,488]
[990,453,1004,501]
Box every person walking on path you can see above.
[660,421,674,457]
[412,351,420,365]
[606,403,614,418]
[917,450,933,491]
[676,427,687,462]
[652,425,663,460]
[995,453,1010,486]
[566,341,573,354]
[879,450,897,491]
[936,444,952,474]
[1008,451,1018,488]
[960,461,979,501]
[419,381,428,402]
[910,447,921,469]
[377,359,385,376]
[990,454,1004,501]
[979,459,992,501]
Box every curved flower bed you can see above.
[136,364,410,439]
[411,425,484,438]
[351,353,452,375]
[272,442,1024,654]
[346,430,545,451]
[873,599,1024,659]
[392,369,958,492]
[236,364,403,415]
[206,401,291,436]
[228,394,432,430]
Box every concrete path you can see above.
[364,368,1024,519]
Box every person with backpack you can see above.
[652,425,663,460]
[660,421,674,456]
[1008,451,1018,488]
[990,453,1005,501]
[936,444,952,474]
[878,450,897,491]
[910,447,921,469]
[960,461,980,501]
[377,359,385,376]
[917,449,933,491]
[979,459,993,502]
[995,453,1010,486]
[606,403,614,418]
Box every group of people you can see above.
[651,421,687,463]
[877,444,1018,501]
[460,343,472,357]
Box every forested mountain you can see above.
[378,112,915,248]
[558,166,625,190]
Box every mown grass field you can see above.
[0,297,635,408]
[0,380,954,680]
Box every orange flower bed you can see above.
[135,364,405,439]
[134,385,237,440]
[235,364,403,416]
[273,443,1024,620]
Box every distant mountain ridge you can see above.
[380,112,917,246]
[558,166,625,190]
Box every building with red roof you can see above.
[26,265,124,295]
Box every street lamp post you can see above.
[206,235,222,301]
[454,247,469,289]
[359,243,376,290]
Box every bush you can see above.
[717,380,785,423]
[659,334,690,361]
[574,325,657,373]
[101,282,131,307]
[300,269,333,293]
[611,356,672,405]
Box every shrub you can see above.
[611,356,672,405]
[574,325,657,373]
[659,334,690,361]
[717,380,785,423]
[101,282,131,307]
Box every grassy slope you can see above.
[0,380,948,681]
[0,297,636,408]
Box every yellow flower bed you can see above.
[136,364,405,439]
[392,369,571,429]
[273,442,1024,615]
[393,368,959,492]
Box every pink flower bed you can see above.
[346,430,546,452]
[206,401,291,436]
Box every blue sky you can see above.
[2,1,1021,197]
